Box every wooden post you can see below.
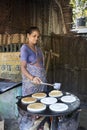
[45,50,59,74]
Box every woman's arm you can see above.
[21,60,34,80]
[21,60,42,84]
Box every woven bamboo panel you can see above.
[0,34,2,45]
[50,34,87,103]
[7,34,12,44]
[2,34,8,45]
[20,34,26,43]
[11,34,20,43]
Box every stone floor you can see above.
[5,119,19,130]
[4,108,87,130]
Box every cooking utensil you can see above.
[41,82,61,90]
[53,83,61,90]
[31,81,54,86]
[31,80,61,90]
[40,82,54,87]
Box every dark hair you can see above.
[26,26,40,34]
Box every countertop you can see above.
[0,78,22,94]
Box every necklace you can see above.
[29,45,38,60]
[28,44,36,53]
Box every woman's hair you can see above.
[26,26,40,34]
[25,26,40,43]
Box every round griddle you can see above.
[16,92,80,117]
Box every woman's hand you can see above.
[32,76,42,85]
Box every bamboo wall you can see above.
[0,34,87,103]
[50,34,87,103]
[42,34,87,104]
[0,0,72,34]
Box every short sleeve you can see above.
[20,44,28,62]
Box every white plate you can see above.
[49,103,68,112]
[27,103,46,112]
[61,95,76,103]
[41,97,57,105]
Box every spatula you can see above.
[40,82,61,89]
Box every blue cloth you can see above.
[20,44,47,96]
[22,64,46,96]
[20,44,44,67]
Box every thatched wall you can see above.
[0,34,87,103]
[0,0,72,35]
[50,34,87,103]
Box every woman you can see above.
[21,26,46,96]
[18,26,47,130]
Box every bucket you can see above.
[76,17,86,27]
[0,115,4,130]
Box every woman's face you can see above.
[28,31,40,45]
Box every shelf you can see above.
[71,27,87,34]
